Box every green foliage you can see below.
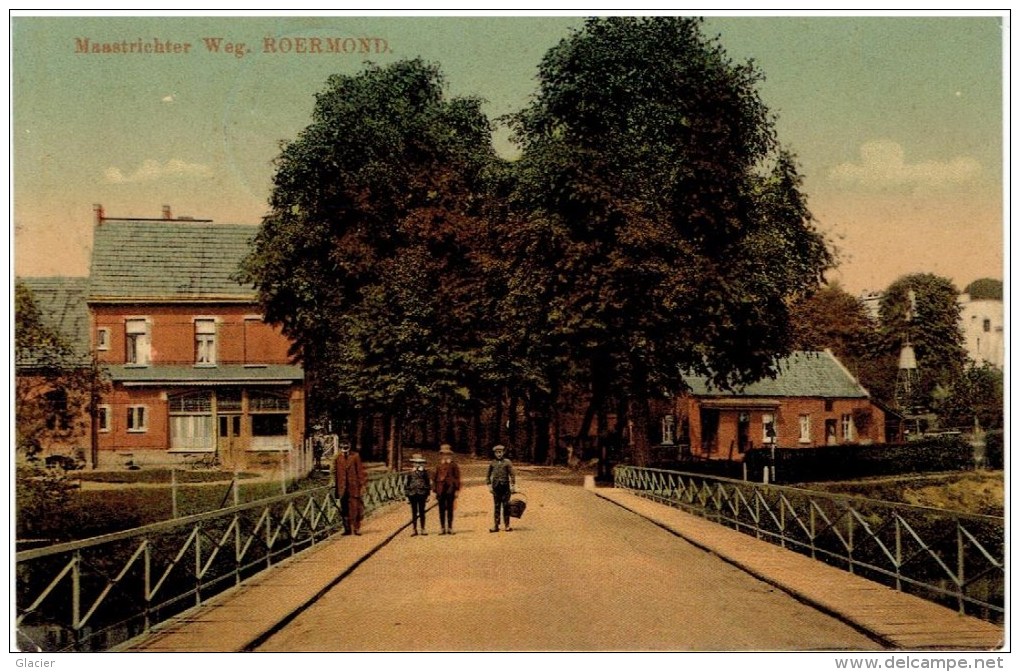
[964,278,1003,300]
[243,23,835,461]
[240,59,500,423]
[504,17,832,457]
[789,282,877,359]
[742,437,976,484]
[984,430,1003,469]
[932,363,1004,430]
[879,273,967,411]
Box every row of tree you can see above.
[240,17,834,466]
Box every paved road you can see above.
[256,464,882,652]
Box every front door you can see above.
[218,414,242,469]
[737,412,751,454]
[699,408,719,455]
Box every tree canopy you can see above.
[878,273,968,413]
[242,20,834,464]
[240,59,500,437]
[964,278,1003,301]
[503,17,832,460]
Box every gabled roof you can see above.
[16,276,91,366]
[684,350,870,399]
[88,220,257,302]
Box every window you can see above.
[798,414,811,444]
[195,319,216,365]
[169,391,212,451]
[252,414,288,437]
[44,390,70,431]
[824,399,834,412]
[841,414,854,441]
[249,390,290,411]
[983,318,991,333]
[96,327,110,351]
[171,415,213,451]
[762,413,776,444]
[125,319,150,365]
[661,415,675,445]
[127,406,148,432]
[97,405,111,432]
[249,390,290,450]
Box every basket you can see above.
[508,491,527,519]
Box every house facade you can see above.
[15,277,94,463]
[87,211,306,470]
[656,350,885,461]
[958,294,1004,369]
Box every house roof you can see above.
[16,276,91,366]
[88,220,258,302]
[108,364,304,386]
[684,350,870,399]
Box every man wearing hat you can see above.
[432,444,462,535]
[486,444,516,532]
[405,453,432,536]
[335,442,367,535]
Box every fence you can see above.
[613,465,1004,623]
[15,470,408,652]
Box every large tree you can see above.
[878,273,968,413]
[787,282,892,397]
[240,59,499,461]
[504,17,832,464]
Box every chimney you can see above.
[162,205,173,220]
[93,203,105,226]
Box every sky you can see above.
[10,12,1006,296]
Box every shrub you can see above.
[984,430,1004,470]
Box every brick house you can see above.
[655,350,885,461]
[87,210,306,470]
[14,276,94,463]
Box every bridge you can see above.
[17,461,1004,652]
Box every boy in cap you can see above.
[486,444,516,532]
[405,453,431,536]
[432,444,462,535]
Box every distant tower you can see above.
[895,290,919,411]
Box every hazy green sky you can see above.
[11,13,1005,294]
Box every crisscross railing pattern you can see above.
[16,471,407,652]
[614,466,1003,623]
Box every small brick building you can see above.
[654,350,885,461]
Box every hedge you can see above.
[651,436,977,484]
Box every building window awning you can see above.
[109,364,303,386]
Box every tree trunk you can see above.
[472,404,483,457]
[508,392,519,453]
[492,390,504,448]
[628,396,651,467]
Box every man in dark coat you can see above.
[486,444,516,532]
[335,443,368,535]
[432,443,462,535]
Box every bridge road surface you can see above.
[256,465,883,652]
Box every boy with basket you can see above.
[486,444,516,532]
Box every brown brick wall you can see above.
[92,304,291,366]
